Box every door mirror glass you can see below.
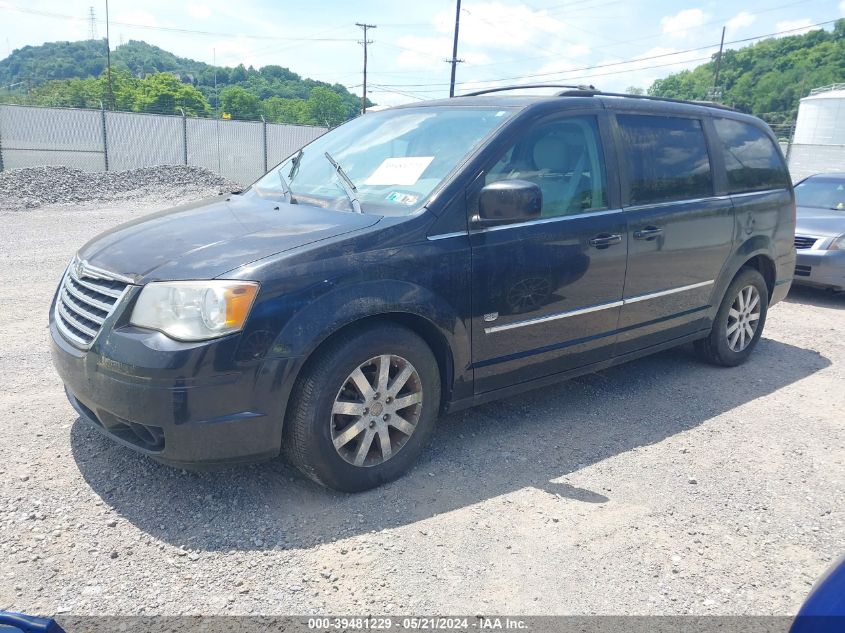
[477,180,542,225]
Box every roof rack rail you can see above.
[460,83,595,97]
[556,88,738,112]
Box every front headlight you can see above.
[828,235,845,251]
[130,281,259,341]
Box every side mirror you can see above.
[477,180,542,225]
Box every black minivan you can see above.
[50,87,796,491]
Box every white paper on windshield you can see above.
[364,156,434,186]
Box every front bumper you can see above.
[50,319,298,468]
[794,249,845,292]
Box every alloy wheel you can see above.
[331,355,423,467]
[726,284,761,352]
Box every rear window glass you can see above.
[618,114,713,205]
[713,118,790,193]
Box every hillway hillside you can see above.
[0,39,367,125]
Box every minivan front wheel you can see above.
[695,267,769,367]
[284,323,440,492]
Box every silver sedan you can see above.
[793,173,845,292]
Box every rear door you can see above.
[469,110,628,393]
[613,112,735,354]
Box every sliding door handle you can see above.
[588,233,623,249]
[633,226,664,240]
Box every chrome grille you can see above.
[794,235,820,250]
[54,257,133,349]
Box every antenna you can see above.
[88,6,98,40]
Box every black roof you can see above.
[393,87,765,128]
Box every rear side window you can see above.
[617,114,713,205]
[713,118,790,193]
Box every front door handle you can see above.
[588,233,623,249]
[633,226,664,240]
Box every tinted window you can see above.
[794,177,845,210]
[485,115,607,218]
[618,115,713,205]
[713,118,790,193]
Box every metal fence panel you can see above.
[787,143,845,182]
[0,104,327,184]
[266,123,325,168]
[187,118,265,185]
[107,111,183,171]
[0,104,104,171]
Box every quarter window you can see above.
[485,116,608,218]
[713,118,790,193]
[617,115,713,205]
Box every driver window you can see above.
[486,115,608,218]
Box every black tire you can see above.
[283,322,440,492]
[694,267,769,367]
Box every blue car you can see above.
[791,556,845,633]
[0,611,64,633]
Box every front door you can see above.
[469,112,628,394]
[613,113,735,354]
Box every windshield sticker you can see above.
[364,156,434,186]
[386,191,420,205]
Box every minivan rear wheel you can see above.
[694,267,769,367]
[284,323,440,492]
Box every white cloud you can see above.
[186,4,213,20]
[113,10,159,29]
[211,38,260,69]
[775,18,815,36]
[434,2,570,50]
[661,9,708,38]
[840,0,845,16]
[726,11,756,33]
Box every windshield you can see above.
[795,177,845,210]
[252,106,515,214]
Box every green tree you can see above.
[263,96,309,124]
[133,73,210,115]
[220,85,262,120]
[305,86,346,127]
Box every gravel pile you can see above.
[0,165,241,211]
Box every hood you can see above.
[78,192,381,282]
[795,206,845,239]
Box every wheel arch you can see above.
[293,312,455,414]
[268,278,469,442]
[741,253,776,299]
[714,236,778,311]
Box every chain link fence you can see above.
[0,104,326,184]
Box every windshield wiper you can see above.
[288,149,303,180]
[324,152,362,213]
[277,169,294,204]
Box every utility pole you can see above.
[356,23,376,114]
[711,25,726,101]
[448,0,462,97]
[105,0,113,109]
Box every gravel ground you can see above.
[0,165,240,211]
[1,184,843,617]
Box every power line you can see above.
[375,55,715,95]
[0,4,359,42]
[374,18,840,89]
[466,0,815,69]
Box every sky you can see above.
[1,0,844,105]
